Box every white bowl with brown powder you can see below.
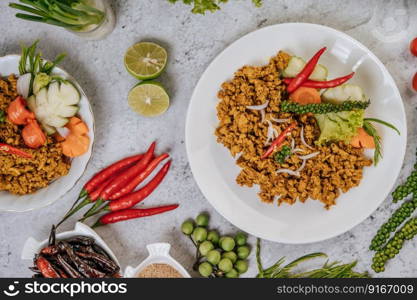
[124,243,191,278]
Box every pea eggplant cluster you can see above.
[370,149,417,273]
[181,213,251,278]
[280,100,370,115]
[31,227,120,278]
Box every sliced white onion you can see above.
[56,126,70,138]
[298,151,320,160]
[277,169,300,177]
[261,109,266,123]
[290,138,295,150]
[17,73,32,98]
[276,155,308,177]
[292,148,305,154]
[264,120,274,145]
[271,117,290,123]
[246,101,269,110]
[272,127,279,139]
[296,158,307,173]
[301,126,314,150]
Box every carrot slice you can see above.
[290,87,321,104]
[350,128,375,149]
[66,117,88,135]
[62,134,90,158]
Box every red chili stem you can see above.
[107,160,171,212]
[287,47,327,93]
[99,142,156,201]
[109,153,170,200]
[81,153,144,198]
[93,204,179,227]
[36,256,60,278]
[283,72,355,89]
[261,122,297,159]
[0,143,32,159]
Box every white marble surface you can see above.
[1,0,417,278]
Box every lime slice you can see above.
[124,42,168,80]
[128,82,170,117]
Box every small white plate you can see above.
[21,222,120,275]
[0,54,95,212]
[124,243,191,278]
[185,23,407,244]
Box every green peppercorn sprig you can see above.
[181,213,251,278]
[392,170,417,202]
[370,194,417,251]
[280,100,370,115]
[275,145,291,164]
[371,218,417,273]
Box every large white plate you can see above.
[185,23,407,244]
[0,55,94,212]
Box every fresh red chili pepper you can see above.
[99,142,156,201]
[0,143,32,159]
[36,256,60,278]
[79,153,145,199]
[109,153,169,200]
[261,122,297,159]
[283,72,355,89]
[58,160,141,227]
[287,47,327,93]
[93,204,179,227]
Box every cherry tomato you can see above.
[411,38,417,57]
[413,72,417,92]
[22,119,46,149]
[7,96,35,125]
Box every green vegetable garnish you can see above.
[370,193,417,251]
[274,145,291,164]
[363,118,400,166]
[280,100,370,114]
[371,218,417,273]
[315,110,364,146]
[0,111,5,123]
[256,239,369,278]
[9,0,105,31]
[167,0,262,14]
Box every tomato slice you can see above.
[7,96,35,125]
[413,72,417,92]
[22,119,46,149]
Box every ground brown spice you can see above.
[137,263,183,278]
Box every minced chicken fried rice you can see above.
[0,75,70,195]
[215,51,372,208]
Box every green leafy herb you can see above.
[0,110,5,122]
[370,193,417,251]
[9,0,104,30]
[167,0,262,14]
[274,145,291,164]
[18,41,66,95]
[371,218,417,273]
[280,100,370,115]
[256,239,369,278]
[363,118,400,166]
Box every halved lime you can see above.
[124,42,168,80]
[128,82,170,117]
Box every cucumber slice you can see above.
[322,84,366,104]
[42,124,56,135]
[283,56,328,81]
[57,81,80,106]
[282,57,305,78]
[44,115,69,128]
[309,64,328,81]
